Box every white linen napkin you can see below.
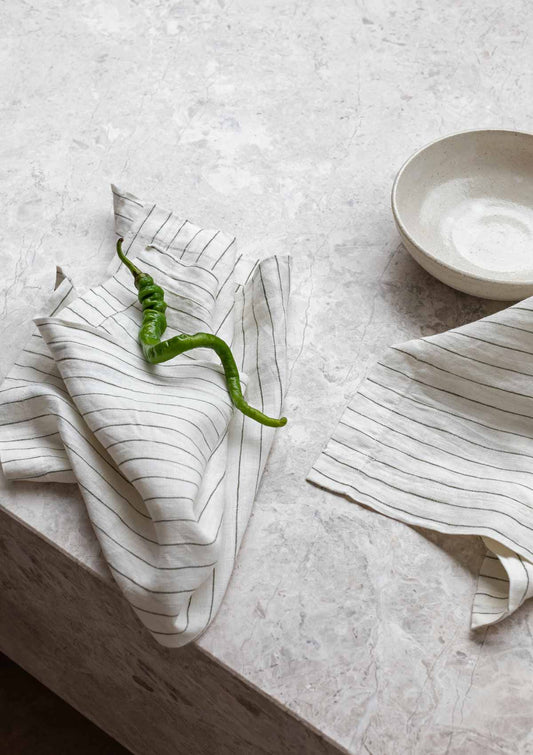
[0,186,290,647]
[308,302,533,628]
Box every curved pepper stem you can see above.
[116,238,142,277]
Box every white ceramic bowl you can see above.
[392,129,533,300]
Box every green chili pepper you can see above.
[116,239,287,428]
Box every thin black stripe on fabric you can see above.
[124,204,156,253]
[112,188,143,208]
[78,481,225,548]
[321,437,533,540]
[211,238,236,270]
[378,362,533,424]
[518,554,530,604]
[196,231,220,263]
[392,346,533,404]
[0,397,151,520]
[150,211,173,244]
[45,333,221,384]
[165,219,188,251]
[334,418,533,498]
[323,443,533,516]
[310,465,533,561]
[251,277,265,496]
[50,284,74,316]
[344,405,533,477]
[259,267,284,409]
[234,284,247,560]
[365,380,533,452]
[422,339,533,380]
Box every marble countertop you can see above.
[2,1,533,752]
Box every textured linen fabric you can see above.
[308,304,533,629]
[0,186,290,647]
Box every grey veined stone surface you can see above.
[1,0,533,753]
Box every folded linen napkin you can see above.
[308,302,533,628]
[0,186,290,647]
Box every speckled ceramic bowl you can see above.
[392,129,533,300]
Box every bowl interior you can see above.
[394,131,533,282]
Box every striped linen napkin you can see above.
[0,186,290,647]
[308,304,533,628]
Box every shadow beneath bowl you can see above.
[382,241,515,336]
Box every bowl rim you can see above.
[391,128,533,287]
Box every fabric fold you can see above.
[308,300,533,629]
[0,186,290,647]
